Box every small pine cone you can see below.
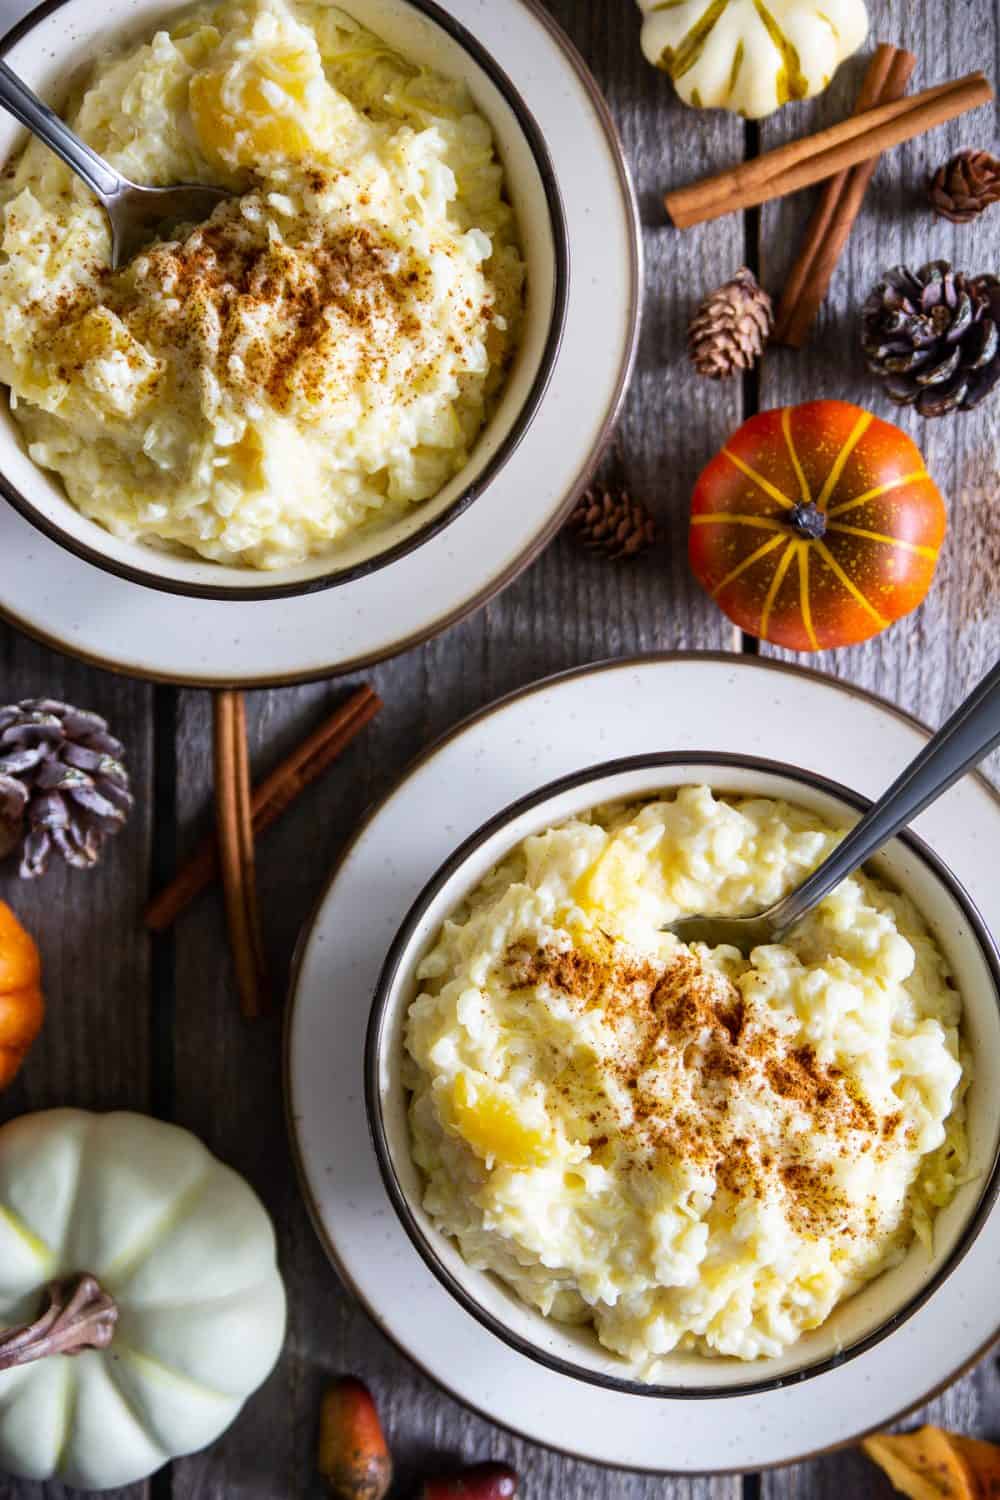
[0,699,133,879]
[567,487,657,560]
[929,150,1000,224]
[688,268,773,380]
[862,260,1000,418]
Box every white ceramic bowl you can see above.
[0,0,568,600]
[366,753,1000,1399]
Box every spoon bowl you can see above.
[666,910,784,952]
[102,180,233,270]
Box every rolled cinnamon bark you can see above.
[773,44,918,348]
[665,72,993,230]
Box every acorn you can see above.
[317,1377,392,1500]
[418,1461,519,1499]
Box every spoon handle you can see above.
[770,658,1000,938]
[0,60,122,202]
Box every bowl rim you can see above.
[365,748,1000,1401]
[0,0,571,602]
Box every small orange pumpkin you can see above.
[689,400,947,651]
[0,901,43,1090]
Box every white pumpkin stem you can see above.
[0,1273,118,1370]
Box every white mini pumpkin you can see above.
[0,1110,286,1490]
[638,0,870,119]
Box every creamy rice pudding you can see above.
[405,786,967,1372]
[0,0,524,568]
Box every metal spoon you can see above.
[667,658,1000,956]
[0,59,231,270]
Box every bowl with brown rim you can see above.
[365,752,1000,1398]
[0,0,569,600]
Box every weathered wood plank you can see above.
[0,634,154,1500]
[0,640,154,1113]
[756,0,1000,775]
[755,1,1000,1494]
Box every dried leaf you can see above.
[863,1426,980,1499]
[952,1436,1000,1498]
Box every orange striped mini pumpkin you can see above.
[689,401,946,652]
[0,901,43,1090]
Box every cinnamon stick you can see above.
[774,44,917,347]
[232,692,269,1005]
[145,684,381,933]
[213,690,268,1020]
[665,71,993,229]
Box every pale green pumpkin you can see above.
[0,1110,286,1490]
[638,0,869,119]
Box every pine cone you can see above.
[861,261,1000,419]
[688,268,773,380]
[929,150,1000,224]
[0,700,133,879]
[567,487,657,560]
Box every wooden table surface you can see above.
[2,0,999,1495]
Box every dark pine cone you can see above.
[566,487,657,560]
[929,149,1000,224]
[861,261,1000,418]
[0,700,133,879]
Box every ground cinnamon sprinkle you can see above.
[780,1162,849,1237]
[506,936,889,1240]
[62,202,435,416]
[766,1047,876,1134]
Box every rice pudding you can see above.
[0,0,524,568]
[405,786,968,1373]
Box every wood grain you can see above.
[0,0,997,1497]
[0,637,154,1500]
[757,0,1000,788]
[755,2,1000,1496]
